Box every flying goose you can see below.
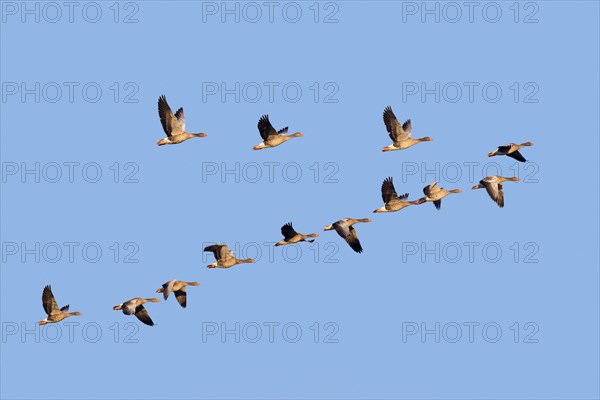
[488,142,534,162]
[374,176,426,213]
[204,244,256,268]
[421,181,462,210]
[382,106,432,151]
[472,176,520,208]
[275,222,319,246]
[253,115,303,150]
[39,285,82,325]
[113,298,160,326]
[156,280,200,308]
[156,95,208,146]
[324,218,371,253]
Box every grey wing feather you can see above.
[281,223,298,240]
[162,280,175,300]
[174,108,186,132]
[134,305,154,326]
[42,285,59,315]
[258,115,277,140]
[383,106,408,141]
[158,95,184,137]
[174,289,187,308]
[381,177,399,203]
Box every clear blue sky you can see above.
[1,1,599,399]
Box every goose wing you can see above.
[482,177,504,207]
[174,288,187,308]
[333,220,363,253]
[258,115,278,140]
[281,222,299,240]
[383,106,409,142]
[204,244,230,261]
[381,177,408,203]
[42,285,60,316]
[507,150,526,162]
[161,280,176,300]
[134,305,154,326]
[158,95,184,137]
[423,182,440,196]
[344,226,363,253]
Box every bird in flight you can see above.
[488,142,534,162]
[113,297,161,326]
[382,106,432,151]
[275,222,319,246]
[253,115,303,150]
[472,176,520,208]
[373,176,426,213]
[156,280,200,308]
[156,95,208,146]
[39,285,82,325]
[204,243,256,268]
[324,218,372,253]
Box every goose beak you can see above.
[113,305,122,310]
[487,152,496,157]
[38,320,47,325]
[471,185,479,190]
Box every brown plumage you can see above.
[204,244,256,268]
[253,115,303,150]
[156,280,200,308]
[113,298,160,326]
[382,106,432,151]
[39,285,82,325]
[373,176,426,212]
[420,181,462,210]
[323,218,371,253]
[275,222,319,246]
[472,176,520,208]
[488,142,534,162]
[156,95,207,146]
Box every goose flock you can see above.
[38,96,535,327]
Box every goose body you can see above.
[324,218,371,253]
[204,243,256,268]
[253,115,303,150]
[472,176,520,208]
[374,177,426,212]
[421,181,462,210]
[488,142,534,162]
[113,297,160,326]
[275,222,319,246]
[156,95,207,146]
[39,285,82,325]
[382,106,432,151]
[156,280,200,308]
